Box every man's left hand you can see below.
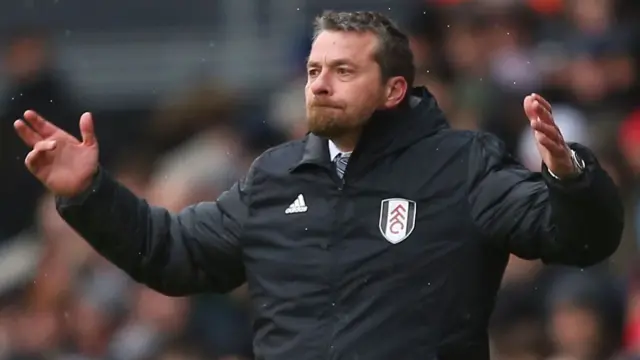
[524,93,577,179]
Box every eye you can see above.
[308,68,320,77]
[337,67,351,75]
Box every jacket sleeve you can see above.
[466,132,624,267]
[55,164,256,296]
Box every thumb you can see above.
[79,112,97,146]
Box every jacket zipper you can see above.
[327,170,346,358]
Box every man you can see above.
[14,11,623,360]
[0,30,78,240]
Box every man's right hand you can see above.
[14,110,99,198]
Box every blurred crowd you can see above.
[0,0,639,359]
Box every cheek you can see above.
[348,81,380,100]
[360,87,385,109]
[304,87,313,103]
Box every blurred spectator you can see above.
[146,84,238,157]
[268,77,307,141]
[0,30,79,242]
[545,269,625,360]
[490,280,550,360]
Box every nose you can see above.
[309,71,332,97]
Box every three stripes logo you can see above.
[285,194,308,214]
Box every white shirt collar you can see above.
[328,140,351,161]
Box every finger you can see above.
[14,120,42,147]
[531,119,563,143]
[34,139,57,152]
[24,140,57,170]
[533,101,555,125]
[23,110,62,138]
[79,112,96,146]
[24,149,42,172]
[523,95,536,120]
[535,133,567,156]
[523,97,552,123]
[531,93,552,113]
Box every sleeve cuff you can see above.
[541,145,593,195]
[546,149,583,180]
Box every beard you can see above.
[305,101,381,139]
[306,106,355,138]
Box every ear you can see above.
[383,76,408,109]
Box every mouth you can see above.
[313,105,342,110]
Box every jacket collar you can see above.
[289,86,449,175]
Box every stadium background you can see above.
[0,0,639,359]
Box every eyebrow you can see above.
[306,58,357,68]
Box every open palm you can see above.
[523,93,575,178]
[14,110,99,198]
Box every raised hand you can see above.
[523,93,577,179]
[14,111,99,197]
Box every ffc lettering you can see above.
[389,204,406,234]
[378,198,416,244]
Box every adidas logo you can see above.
[285,194,308,214]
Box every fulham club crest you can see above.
[378,198,417,244]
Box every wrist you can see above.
[548,150,585,180]
[70,167,100,198]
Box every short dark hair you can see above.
[313,11,415,87]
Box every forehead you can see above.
[308,30,378,65]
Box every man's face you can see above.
[305,30,389,139]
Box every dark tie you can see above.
[335,153,351,179]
